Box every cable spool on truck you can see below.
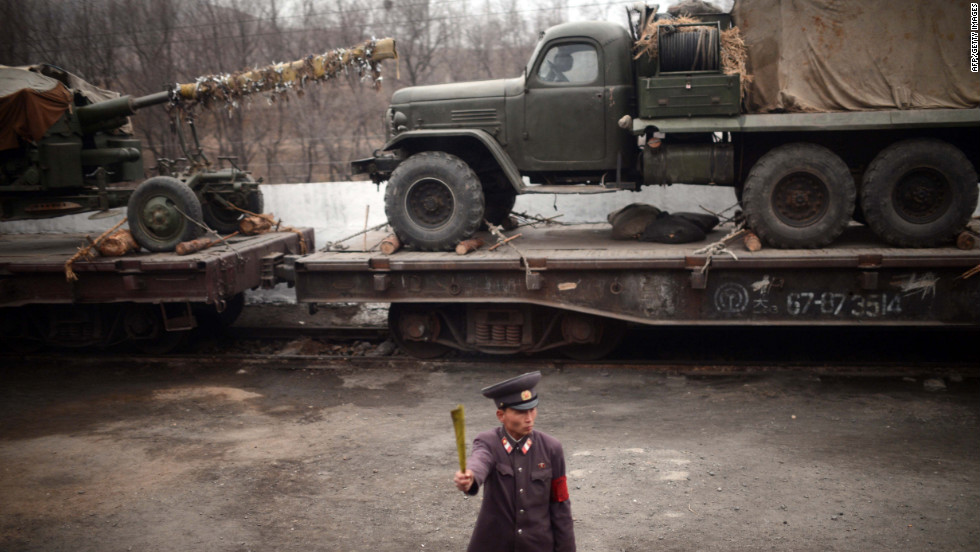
[1,38,397,251]
[352,1,979,251]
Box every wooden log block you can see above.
[380,234,401,255]
[97,229,139,257]
[176,232,239,255]
[743,232,762,252]
[456,238,485,255]
[239,215,274,235]
[957,231,978,250]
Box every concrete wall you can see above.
[0,181,739,243]
[260,181,739,245]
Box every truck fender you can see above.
[384,129,525,193]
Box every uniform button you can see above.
[519,509,525,515]
[519,488,524,493]
[518,467,523,472]
[517,529,523,535]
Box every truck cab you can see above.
[353,21,640,251]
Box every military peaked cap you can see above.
[481,371,541,410]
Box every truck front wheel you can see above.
[743,143,855,248]
[385,152,484,251]
[860,139,978,248]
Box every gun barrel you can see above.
[72,37,396,133]
[74,96,136,134]
[174,37,397,103]
[74,90,171,134]
[132,91,171,110]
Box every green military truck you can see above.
[353,1,979,251]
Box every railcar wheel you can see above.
[385,152,484,251]
[559,314,625,361]
[388,303,451,359]
[128,176,203,252]
[860,139,978,247]
[123,304,188,354]
[194,293,246,335]
[201,186,264,235]
[0,308,43,353]
[742,143,855,249]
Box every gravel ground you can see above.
[1,360,977,551]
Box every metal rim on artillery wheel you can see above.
[385,152,484,251]
[201,187,264,235]
[860,139,978,248]
[742,143,855,249]
[127,176,203,252]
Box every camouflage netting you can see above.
[173,38,397,111]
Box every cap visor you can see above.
[508,397,538,410]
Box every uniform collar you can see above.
[500,428,533,455]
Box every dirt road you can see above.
[1,359,977,551]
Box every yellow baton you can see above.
[450,404,466,472]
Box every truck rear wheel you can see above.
[128,176,204,252]
[860,139,978,247]
[743,143,855,248]
[385,152,484,251]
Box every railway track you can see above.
[4,354,976,380]
[5,324,977,379]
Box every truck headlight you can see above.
[391,110,408,133]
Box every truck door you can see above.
[523,41,606,167]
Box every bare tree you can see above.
[378,0,452,86]
[2,0,595,185]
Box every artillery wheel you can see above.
[385,152,484,251]
[388,303,451,359]
[860,139,978,247]
[201,185,264,235]
[743,143,855,249]
[559,314,625,361]
[128,176,203,252]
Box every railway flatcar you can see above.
[293,223,979,359]
[0,229,312,352]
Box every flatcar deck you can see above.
[0,229,313,307]
[296,223,979,327]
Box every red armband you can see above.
[550,475,569,503]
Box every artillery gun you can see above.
[0,38,397,251]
